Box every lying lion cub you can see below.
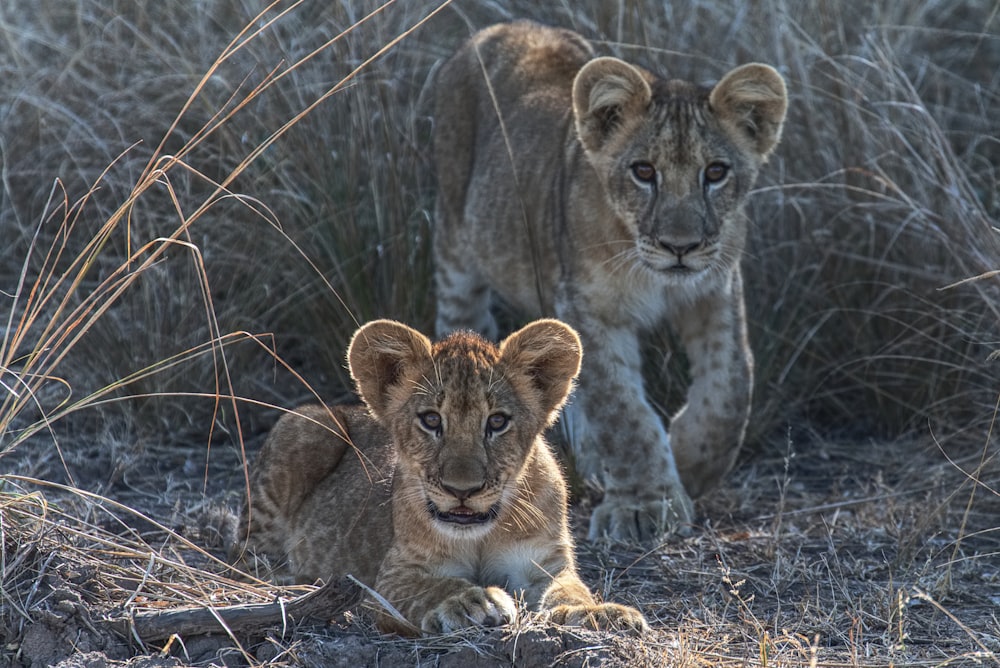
[234,319,648,636]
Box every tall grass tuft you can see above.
[0,1,449,476]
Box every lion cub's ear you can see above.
[709,63,788,159]
[499,319,583,424]
[573,57,652,153]
[348,320,433,420]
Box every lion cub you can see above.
[234,319,647,636]
[434,21,788,541]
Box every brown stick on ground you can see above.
[104,578,362,643]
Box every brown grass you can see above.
[0,0,997,666]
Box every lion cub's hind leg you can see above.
[232,404,352,580]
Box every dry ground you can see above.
[2,426,997,667]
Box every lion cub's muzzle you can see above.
[426,458,501,527]
[638,235,719,273]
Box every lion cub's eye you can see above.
[630,162,657,184]
[704,162,729,184]
[418,411,442,432]
[486,413,509,434]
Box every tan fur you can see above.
[433,21,788,541]
[233,319,648,636]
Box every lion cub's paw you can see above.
[588,489,695,542]
[548,602,649,634]
[421,585,517,634]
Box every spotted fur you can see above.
[433,21,788,540]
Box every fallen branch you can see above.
[103,577,362,643]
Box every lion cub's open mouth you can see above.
[428,501,500,526]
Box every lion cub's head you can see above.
[572,57,788,283]
[347,319,582,538]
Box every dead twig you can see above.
[103,577,362,643]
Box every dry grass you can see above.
[0,0,997,666]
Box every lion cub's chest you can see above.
[429,540,559,603]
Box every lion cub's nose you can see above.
[441,482,484,503]
[658,238,702,258]
[440,458,487,502]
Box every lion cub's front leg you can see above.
[561,311,695,541]
[421,586,517,634]
[374,547,647,636]
[373,546,517,636]
[541,569,649,634]
[670,269,753,497]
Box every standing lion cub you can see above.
[234,319,647,636]
[433,21,788,540]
